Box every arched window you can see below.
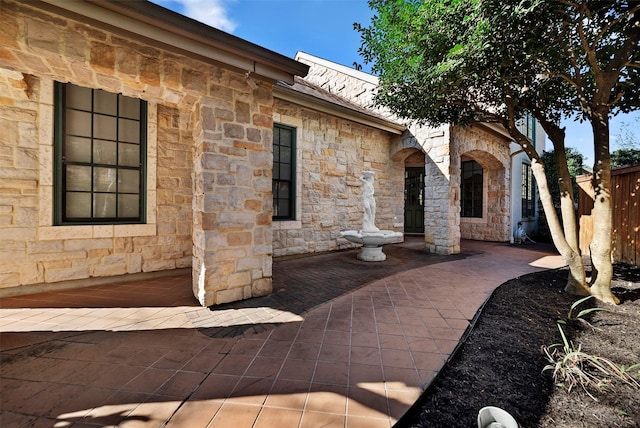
[461,160,483,218]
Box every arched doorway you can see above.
[404,151,426,234]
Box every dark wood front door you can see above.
[404,167,425,233]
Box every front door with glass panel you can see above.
[404,167,425,234]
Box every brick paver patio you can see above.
[0,238,565,427]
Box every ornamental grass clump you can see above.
[542,323,640,401]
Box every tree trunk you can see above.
[503,99,587,295]
[588,109,619,304]
[538,119,587,294]
[529,159,589,295]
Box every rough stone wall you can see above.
[424,148,459,253]
[0,68,42,287]
[272,99,404,257]
[451,125,511,242]
[154,105,193,272]
[404,151,425,167]
[0,0,270,306]
[300,54,516,252]
[0,0,196,289]
[297,55,380,114]
[191,81,275,306]
[0,71,192,288]
[0,81,192,288]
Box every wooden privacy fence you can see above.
[577,165,640,266]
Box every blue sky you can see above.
[154,0,372,70]
[152,0,638,165]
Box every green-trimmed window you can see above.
[522,163,535,218]
[518,113,536,146]
[54,82,147,224]
[461,160,483,218]
[272,124,295,220]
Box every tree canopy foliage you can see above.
[357,0,639,129]
[611,148,640,167]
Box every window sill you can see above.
[39,224,156,240]
[272,220,302,230]
[461,217,486,224]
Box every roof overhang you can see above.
[474,122,513,142]
[36,0,308,84]
[273,85,406,135]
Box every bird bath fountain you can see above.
[340,171,403,261]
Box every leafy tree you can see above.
[356,0,588,298]
[357,0,640,304]
[496,1,639,304]
[611,148,640,167]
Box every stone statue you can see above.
[340,170,403,261]
[360,171,379,232]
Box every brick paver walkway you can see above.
[0,238,565,427]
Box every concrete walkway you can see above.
[0,239,565,427]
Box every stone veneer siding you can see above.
[191,83,276,306]
[451,126,511,242]
[0,67,194,288]
[0,0,273,306]
[272,99,404,256]
[298,56,380,115]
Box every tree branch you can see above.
[575,3,602,76]
[593,4,640,49]
[605,7,640,74]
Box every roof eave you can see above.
[475,122,513,142]
[273,85,405,135]
[37,0,309,84]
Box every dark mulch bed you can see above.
[397,264,640,428]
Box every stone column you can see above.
[424,152,460,255]
[191,80,274,306]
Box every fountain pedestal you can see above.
[340,230,403,262]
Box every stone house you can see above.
[0,0,544,306]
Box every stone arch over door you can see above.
[391,146,427,234]
[403,151,426,234]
